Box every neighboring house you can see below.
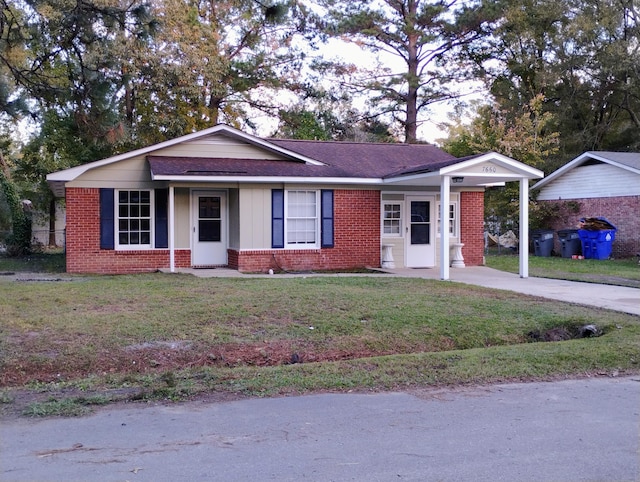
[531,151,640,258]
[31,201,66,247]
[47,124,543,278]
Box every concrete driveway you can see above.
[2,376,639,481]
[389,266,640,316]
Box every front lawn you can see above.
[1,274,638,417]
[486,252,640,288]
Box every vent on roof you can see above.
[184,170,248,174]
[582,159,604,166]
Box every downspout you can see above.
[519,177,529,278]
[169,185,175,273]
[440,175,451,280]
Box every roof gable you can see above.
[47,124,323,182]
[532,151,640,191]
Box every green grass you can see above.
[22,395,110,417]
[486,252,640,287]
[0,251,66,273]
[1,273,638,417]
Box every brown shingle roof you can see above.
[148,139,460,179]
[270,139,457,177]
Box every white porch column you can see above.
[169,185,175,273]
[519,177,529,278]
[440,175,451,280]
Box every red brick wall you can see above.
[65,188,191,274]
[232,189,381,273]
[541,196,640,258]
[65,187,490,273]
[459,191,485,266]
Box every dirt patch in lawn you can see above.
[1,339,406,386]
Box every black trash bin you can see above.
[557,229,581,258]
[531,229,554,257]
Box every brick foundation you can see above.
[540,196,640,258]
[459,191,485,266]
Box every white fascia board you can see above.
[531,153,590,190]
[440,152,544,178]
[382,171,440,184]
[576,152,640,175]
[47,125,229,182]
[46,124,324,183]
[151,175,382,185]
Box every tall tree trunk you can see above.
[405,0,419,144]
[48,197,56,246]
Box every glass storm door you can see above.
[405,196,435,267]
[192,191,227,266]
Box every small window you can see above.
[437,203,457,237]
[286,190,319,247]
[382,203,402,236]
[116,190,153,248]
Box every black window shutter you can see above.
[272,189,284,248]
[321,189,334,248]
[155,188,169,248]
[99,188,115,250]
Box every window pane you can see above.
[411,224,429,244]
[117,190,151,247]
[199,220,221,242]
[411,201,429,222]
[286,191,317,245]
[199,197,220,219]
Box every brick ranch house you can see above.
[531,151,640,258]
[47,124,543,279]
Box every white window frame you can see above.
[382,201,403,237]
[115,189,154,250]
[436,201,458,237]
[285,190,320,248]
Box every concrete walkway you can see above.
[166,266,640,316]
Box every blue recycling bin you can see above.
[578,218,617,260]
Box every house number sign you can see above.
[481,165,497,173]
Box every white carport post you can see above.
[169,185,175,273]
[519,177,529,278]
[440,175,451,280]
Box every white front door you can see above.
[192,190,227,267]
[405,196,435,268]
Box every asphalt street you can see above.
[2,376,639,481]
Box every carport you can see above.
[383,152,544,280]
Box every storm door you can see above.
[405,196,435,267]
[191,190,227,266]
